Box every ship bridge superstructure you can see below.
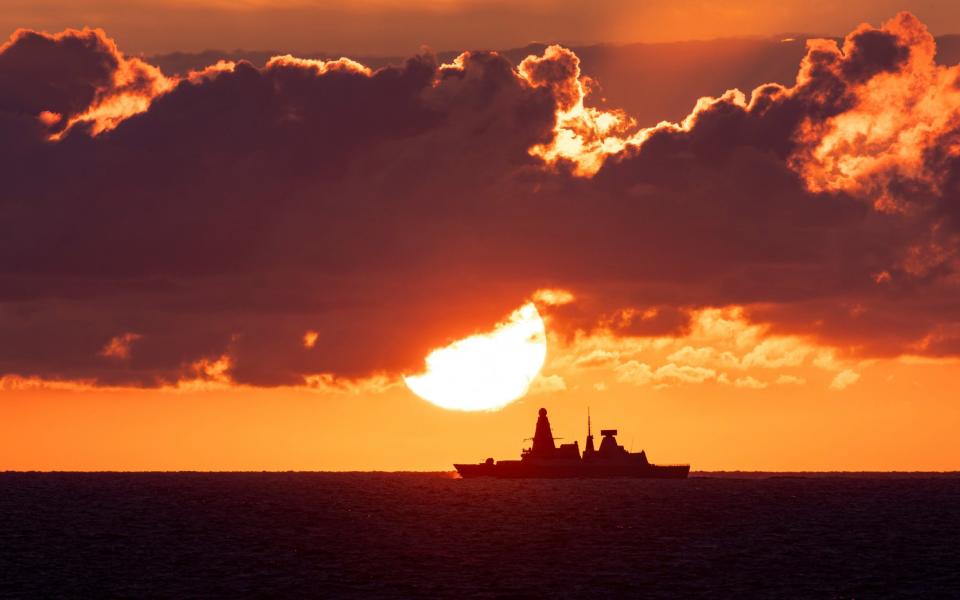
[455,407,688,478]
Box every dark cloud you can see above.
[0,28,118,122]
[146,34,960,129]
[0,27,169,139]
[1,13,959,387]
[840,27,911,83]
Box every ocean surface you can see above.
[2,473,959,598]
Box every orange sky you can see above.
[5,1,960,55]
[3,7,960,472]
[4,305,960,471]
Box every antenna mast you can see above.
[584,407,596,454]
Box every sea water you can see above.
[1,472,958,598]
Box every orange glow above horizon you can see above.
[3,348,960,472]
[2,301,960,470]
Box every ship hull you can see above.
[454,462,689,479]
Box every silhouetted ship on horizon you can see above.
[455,408,690,479]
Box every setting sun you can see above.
[403,302,547,411]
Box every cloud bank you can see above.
[2,13,959,387]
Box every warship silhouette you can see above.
[455,408,690,478]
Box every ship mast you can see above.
[584,407,595,453]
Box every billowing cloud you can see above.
[302,330,319,349]
[789,14,960,210]
[775,374,806,385]
[0,27,172,140]
[733,375,768,390]
[552,307,853,391]
[99,332,141,360]
[830,369,862,391]
[2,14,960,389]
